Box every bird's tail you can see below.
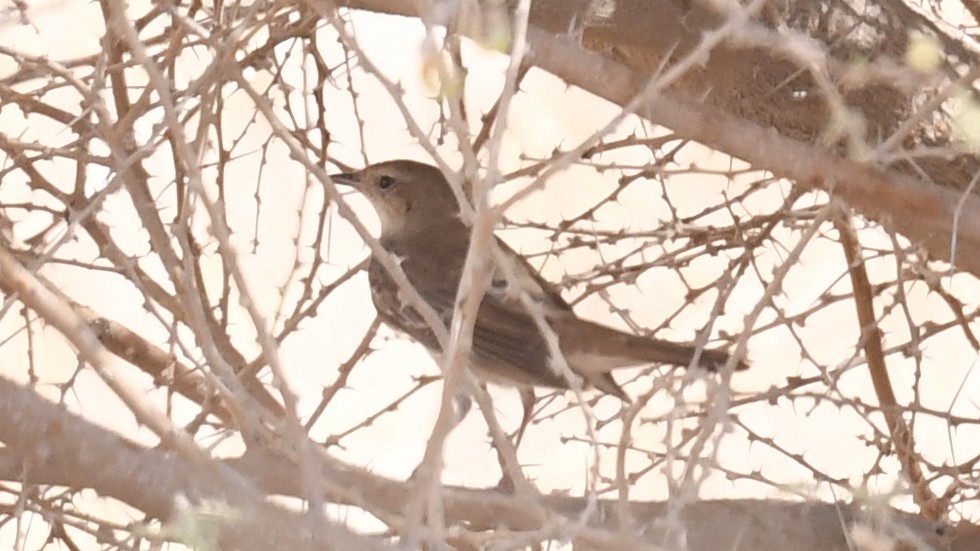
[558,318,749,373]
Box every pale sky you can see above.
[0,3,978,548]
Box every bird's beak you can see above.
[330,171,361,189]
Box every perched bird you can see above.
[331,160,746,409]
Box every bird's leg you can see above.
[406,389,472,484]
[453,391,473,423]
[514,388,536,448]
[494,388,537,493]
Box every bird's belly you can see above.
[467,355,560,389]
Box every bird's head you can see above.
[331,160,463,236]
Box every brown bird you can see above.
[331,160,746,411]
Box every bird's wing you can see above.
[396,236,627,395]
[491,236,573,313]
[417,278,570,389]
[451,286,630,397]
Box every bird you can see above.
[330,160,747,429]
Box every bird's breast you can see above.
[366,256,454,350]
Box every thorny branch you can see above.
[0,0,977,549]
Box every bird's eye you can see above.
[378,175,395,190]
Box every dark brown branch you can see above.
[832,206,944,520]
